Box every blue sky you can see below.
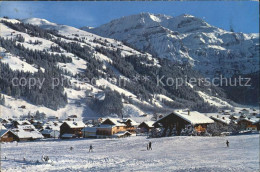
[0,1,258,33]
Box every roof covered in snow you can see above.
[206,113,232,125]
[42,121,62,131]
[122,118,139,126]
[17,124,36,130]
[63,121,85,128]
[139,121,155,128]
[113,131,131,137]
[102,118,126,127]
[15,120,31,125]
[11,128,44,139]
[173,110,214,125]
[238,117,259,124]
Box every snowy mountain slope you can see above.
[0,17,233,119]
[85,13,259,78]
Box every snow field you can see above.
[1,134,259,171]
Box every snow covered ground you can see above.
[1,134,259,171]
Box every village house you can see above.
[121,118,139,134]
[138,121,155,133]
[207,114,232,127]
[30,120,44,130]
[60,121,85,138]
[237,117,259,131]
[154,109,214,136]
[11,125,44,141]
[12,120,31,128]
[96,118,129,138]
[0,125,19,142]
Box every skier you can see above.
[149,141,152,150]
[70,146,73,151]
[226,140,229,147]
[89,144,93,152]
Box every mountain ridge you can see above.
[0,16,247,120]
[83,13,259,78]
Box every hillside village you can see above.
[1,107,259,142]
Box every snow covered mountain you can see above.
[85,13,259,78]
[0,17,236,119]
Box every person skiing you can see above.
[149,141,152,150]
[89,144,93,152]
[70,146,73,151]
[226,140,229,147]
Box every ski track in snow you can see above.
[1,134,259,172]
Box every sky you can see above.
[0,1,259,33]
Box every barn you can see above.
[154,109,214,136]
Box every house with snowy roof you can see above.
[237,117,259,131]
[0,125,18,142]
[96,118,130,138]
[138,121,155,133]
[154,109,214,136]
[11,124,44,141]
[206,113,233,126]
[12,120,31,128]
[60,121,85,139]
[121,118,139,134]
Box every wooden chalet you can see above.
[121,118,138,134]
[60,121,85,138]
[154,110,214,136]
[0,125,19,142]
[96,118,127,138]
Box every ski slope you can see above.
[1,134,259,171]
